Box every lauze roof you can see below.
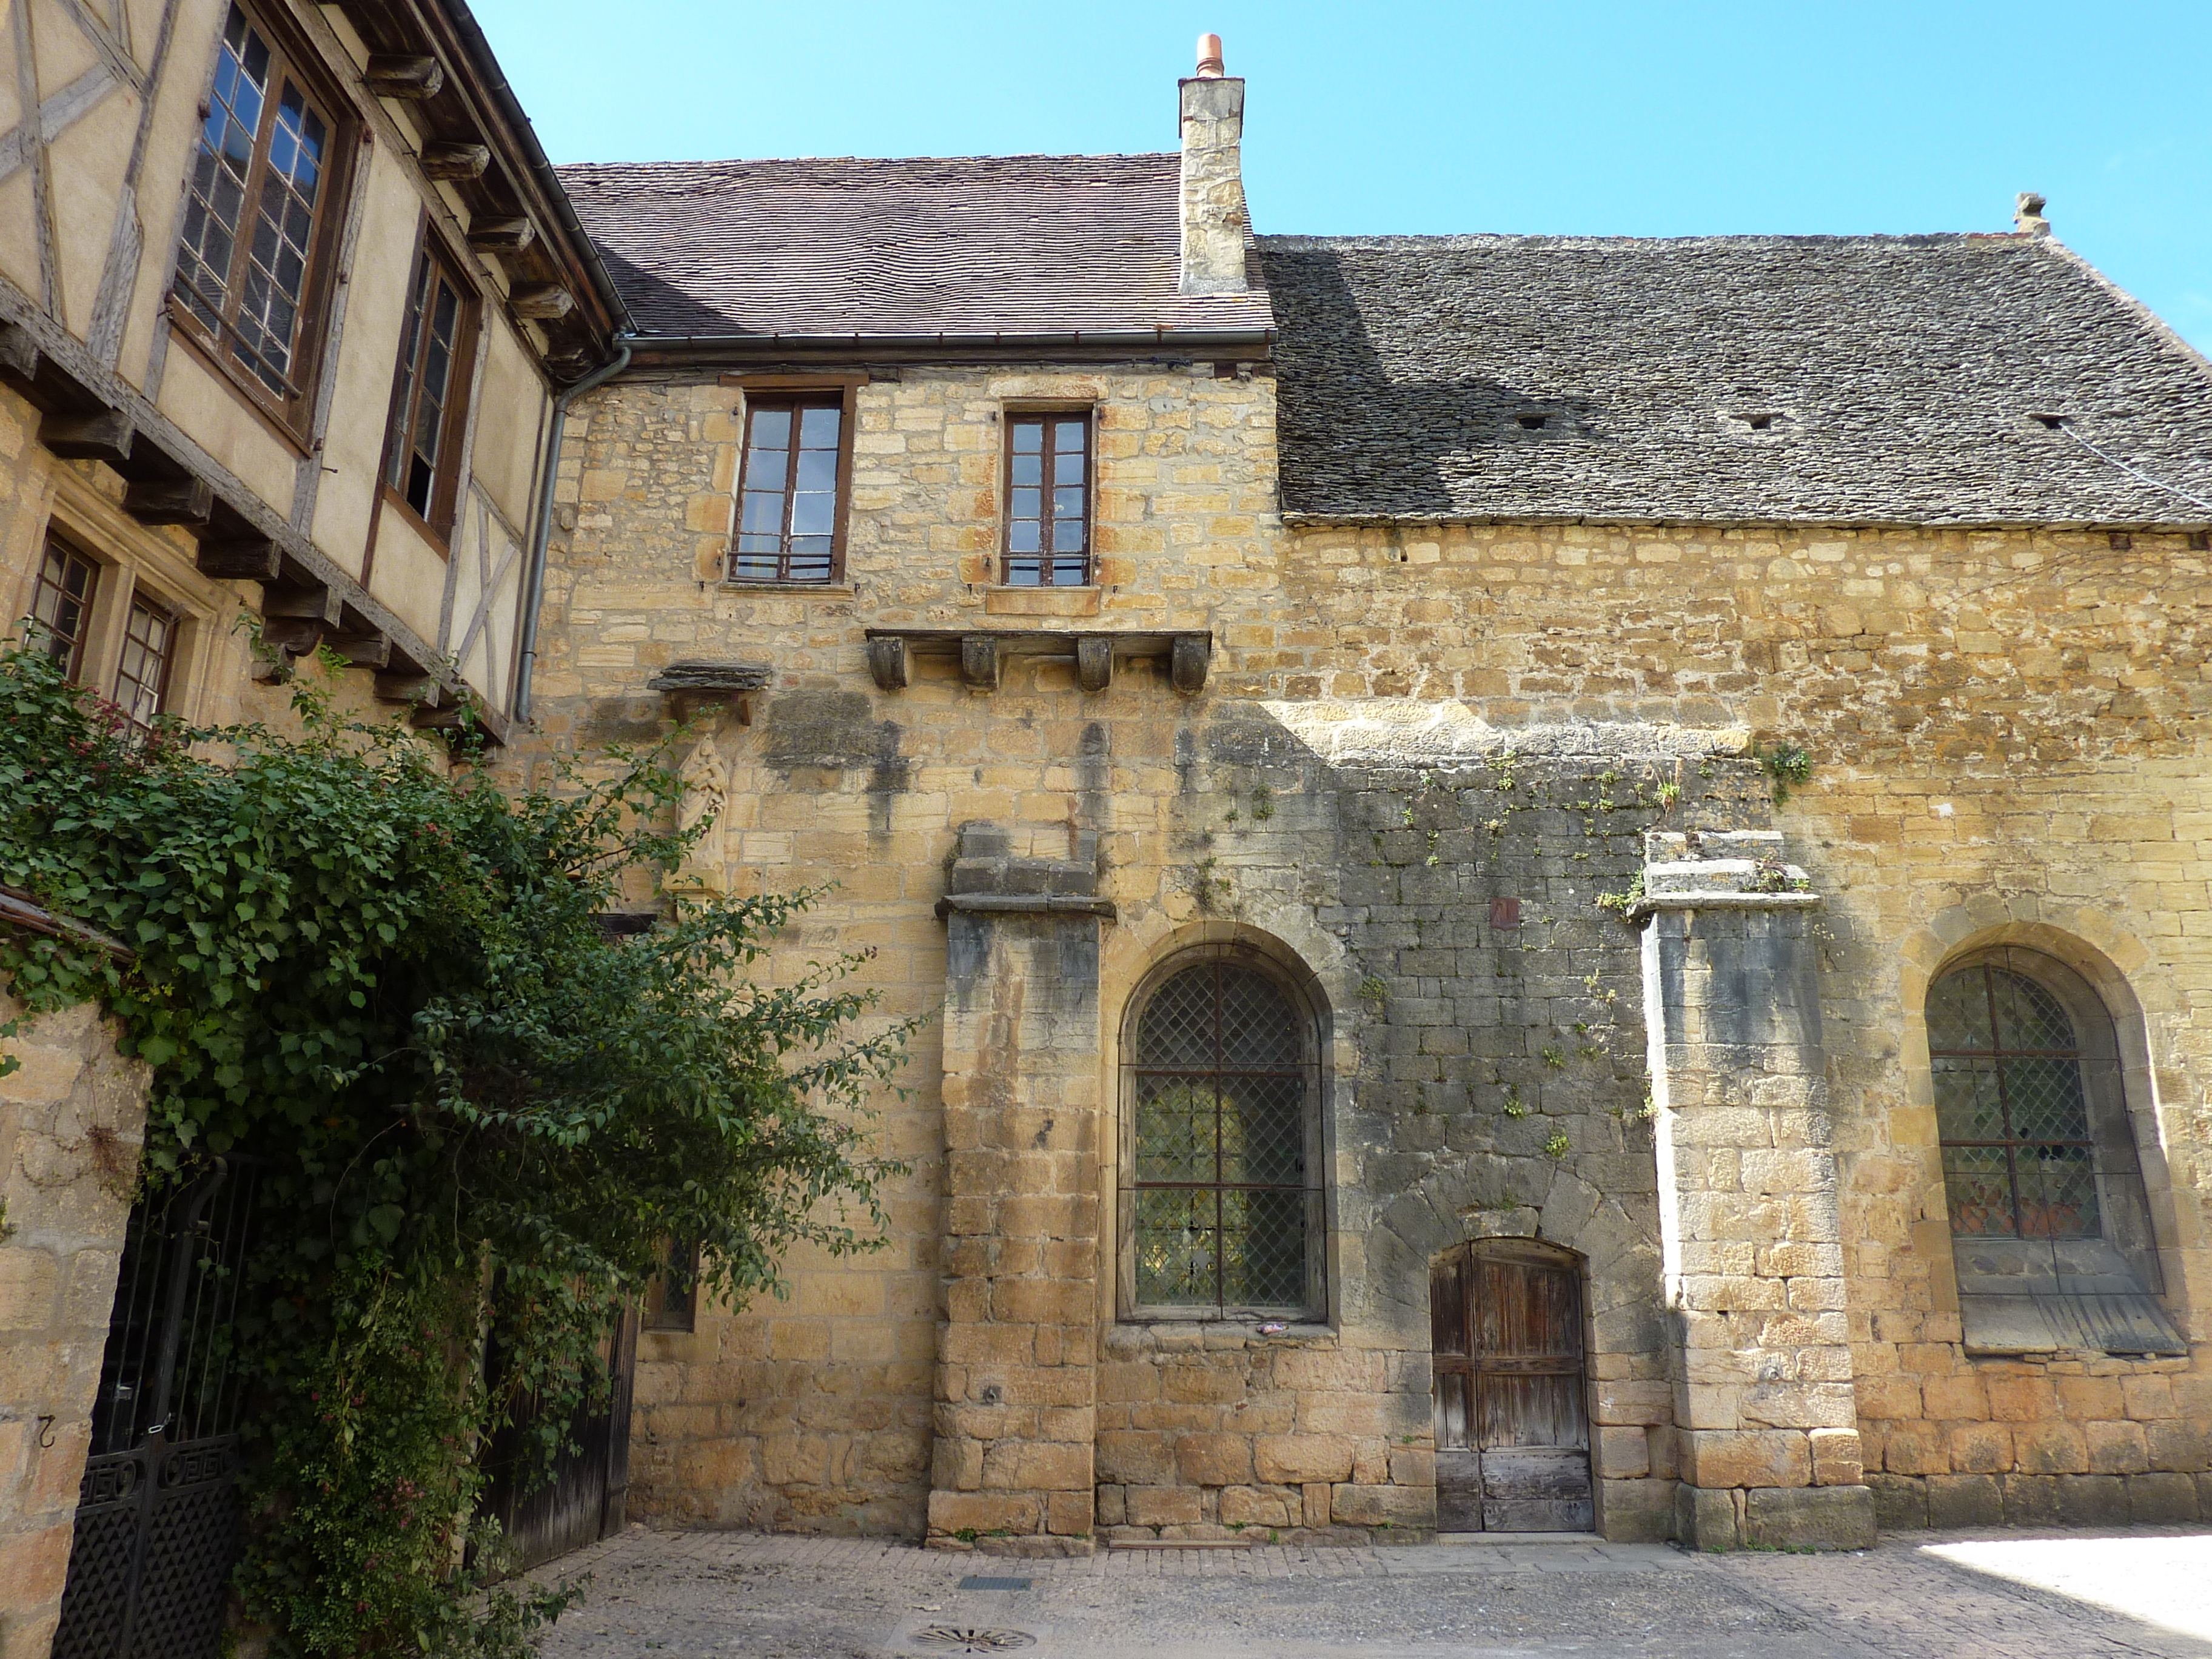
[1261,233,2212,527]
[558,153,1275,341]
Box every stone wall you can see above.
[518,362,2212,1547]
[0,987,148,1659]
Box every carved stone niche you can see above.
[861,628,1212,697]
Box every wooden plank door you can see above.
[1430,1243,1593,1532]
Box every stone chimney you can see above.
[1178,33,1249,295]
[2015,191,2051,236]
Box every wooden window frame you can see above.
[166,0,355,444]
[377,226,480,549]
[27,534,101,682]
[1117,945,1327,1323]
[721,374,861,586]
[1000,405,1095,588]
[112,589,181,736]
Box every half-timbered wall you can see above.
[0,0,607,740]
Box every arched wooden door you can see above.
[1430,1241,1593,1532]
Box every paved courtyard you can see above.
[530,1526,2212,1658]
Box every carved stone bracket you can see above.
[865,636,909,690]
[649,660,771,725]
[863,628,1212,696]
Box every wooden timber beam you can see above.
[122,478,213,528]
[195,538,283,581]
[364,53,444,99]
[508,284,573,321]
[419,141,489,181]
[41,407,133,465]
[0,236,504,740]
[467,216,534,254]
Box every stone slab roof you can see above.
[558,153,1275,341]
[1260,232,2212,527]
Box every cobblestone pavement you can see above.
[528,1527,2212,1658]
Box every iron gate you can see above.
[53,1159,258,1659]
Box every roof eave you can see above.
[1281,511,2212,533]
[625,326,1279,366]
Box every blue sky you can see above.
[475,0,2212,352]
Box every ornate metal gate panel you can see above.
[53,1161,257,1659]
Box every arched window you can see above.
[1929,960,2101,1239]
[1925,947,2180,1355]
[1121,954,1324,1318]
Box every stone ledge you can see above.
[936,894,1119,920]
[1629,891,1822,917]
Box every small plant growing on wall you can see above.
[1757,742,1814,805]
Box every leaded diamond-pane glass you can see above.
[1131,960,1312,1312]
[1928,959,2102,1242]
[1941,1142,2017,1237]
[1222,1188,1306,1307]
[1221,1074,1304,1185]
[1134,1078,1214,1183]
[1932,1056,2005,1143]
[2018,1145,2100,1239]
[1926,971,1991,1053]
[2002,1054,2091,1144]
[1134,1188,1217,1305]
[1991,968,2076,1053]
[1137,970,1216,1069]
[1218,965,1301,1066]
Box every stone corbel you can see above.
[1171,632,1210,695]
[649,660,771,726]
[960,634,1001,692]
[1076,637,1113,694]
[866,636,909,691]
[860,628,1213,697]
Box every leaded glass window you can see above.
[1929,961,2100,1239]
[173,5,339,411]
[1128,959,1318,1315]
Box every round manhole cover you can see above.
[910,1627,1038,1654]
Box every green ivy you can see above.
[0,642,911,1655]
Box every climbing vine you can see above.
[0,642,911,1656]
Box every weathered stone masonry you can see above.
[515,139,2212,1552]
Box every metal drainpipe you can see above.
[513,340,632,722]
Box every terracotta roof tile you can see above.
[559,153,1275,340]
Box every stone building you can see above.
[0,2,618,1651]
[518,41,2212,1557]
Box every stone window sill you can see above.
[721,581,854,597]
[1116,1316,1333,1338]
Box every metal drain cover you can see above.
[958,1577,1033,1591]
[910,1627,1037,1654]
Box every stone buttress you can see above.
[927,825,1114,1554]
[1639,830,1876,1549]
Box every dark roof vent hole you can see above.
[1746,413,1776,432]
[2029,413,2066,430]
[1516,413,1549,431]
